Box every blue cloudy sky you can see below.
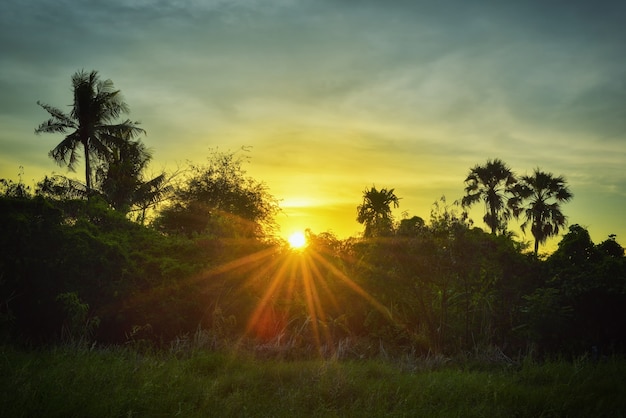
[1,0,625,250]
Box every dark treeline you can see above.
[1,187,624,359]
[0,70,624,359]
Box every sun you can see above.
[287,231,307,249]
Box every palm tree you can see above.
[131,173,170,225]
[95,138,166,215]
[461,158,516,235]
[357,186,400,237]
[35,70,145,192]
[509,169,573,255]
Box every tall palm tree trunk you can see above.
[533,216,541,255]
[490,206,497,235]
[83,139,91,192]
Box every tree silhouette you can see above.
[95,138,168,219]
[509,169,573,255]
[397,215,426,237]
[155,149,279,237]
[461,158,516,235]
[356,186,400,237]
[35,70,145,192]
[597,234,624,258]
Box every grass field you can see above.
[1,344,625,417]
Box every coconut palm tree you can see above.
[95,138,168,216]
[35,70,145,192]
[357,186,400,237]
[509,169,573,255]
[461,159,517,235]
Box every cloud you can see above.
[1,0,625,243]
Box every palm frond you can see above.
[49,134,81,170]
[35,101,76,133]
[35,119,72,134]
[88,134,114,160]
[135,173,171,205]
[101,121,146,139]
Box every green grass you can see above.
[1,345,625,417]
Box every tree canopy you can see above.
[462,158,517,235]
[155,149,279,238]
[35,70,145,193]
[509,169,573,255]
[356,186,400,238]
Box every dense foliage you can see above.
[154,149,279,238]
[1,189,623,358]
[2,70,623,359]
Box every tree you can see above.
[155,148,279,238]
[549,224,599,269]
[509,169,573,255]
[95,138,169,220]
[461,158,516,235]
[397,215,426,237]
[540,225,626,354]
[0,170,30,198]
[35,175,88,200]
[356,186,400,237]
[597,234,624,258]
[35,70,145,192]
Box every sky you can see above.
[1,0,625,252]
